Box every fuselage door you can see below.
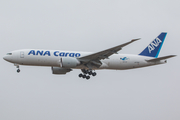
[20,51,24,58]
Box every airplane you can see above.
[3,32,176,80]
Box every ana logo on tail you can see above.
[148,37,162,53]
[139,32,167,58]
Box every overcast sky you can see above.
[0,0,180,120]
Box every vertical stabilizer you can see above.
[139,32,167,58]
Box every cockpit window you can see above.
[6,53,12,55]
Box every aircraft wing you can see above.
[80,38,140,61]
[78,38,140,69]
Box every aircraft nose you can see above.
[3,55,11,62]
[3,56,7,60]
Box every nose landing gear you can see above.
[79,69,97,80]
[15,64,20,73]
[17,69,20,73]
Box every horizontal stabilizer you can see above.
[146,55,176,62]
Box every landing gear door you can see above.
[20,51,24,58]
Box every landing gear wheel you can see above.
[82,75,86,79]
[17,69,20,73]
[84,71,87,74]
[79,73,83,78]
[81,69,88,74]
[92,72,97,76]
[88,71,92,75]
[86,76,90,80]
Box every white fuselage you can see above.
[3,49,166,70]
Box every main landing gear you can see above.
[79,69,97,80]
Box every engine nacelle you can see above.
[51,67,72,74]
[60,57,80,68]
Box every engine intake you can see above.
[51,67,72,74]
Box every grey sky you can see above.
[0,0,180,120]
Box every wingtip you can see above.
[131,38,141,42]
[171,55,177,57]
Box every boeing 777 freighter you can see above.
[3,32,176,79]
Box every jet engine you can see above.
[51,67,72,74]
[60,57,80,68]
